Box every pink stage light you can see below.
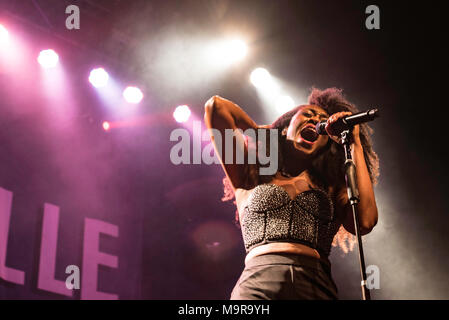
[102,121,110,131]
[173,105,191,123]
[0,24,9,45]
[123,86,143,104]
[89,68,109,88]
[37,49,59,68]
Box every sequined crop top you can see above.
[241,184,341,257]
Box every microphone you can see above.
[315,108,379,135]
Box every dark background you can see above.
[0,0,447,299]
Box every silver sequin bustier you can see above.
[241,184,341,257]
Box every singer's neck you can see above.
[281,154,310,177]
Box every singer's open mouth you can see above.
[299,125,318,143]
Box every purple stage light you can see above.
[0,24,9,45]
[123,86,143,104]
[37,49,59,68]
[89,68,109,88]
[173,105,191,123]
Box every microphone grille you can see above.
[315,121,327,135]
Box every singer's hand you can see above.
[325,111,360,145]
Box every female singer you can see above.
[204,87,379,299]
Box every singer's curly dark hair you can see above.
[222,87,380,253]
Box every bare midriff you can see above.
[244,242,321,265]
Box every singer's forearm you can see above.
[348,139,378,233]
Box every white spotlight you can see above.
[173,105,191,123]
[207,38,248,66]
[225,39,247,62]
[123,86,143,104]
[89,68,109,88]
[0,24,9,45]
[37,49,59,68]
[250,68,272,88]
[275,96,295,114]
[102,121,110,131]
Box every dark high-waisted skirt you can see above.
[230,253,338,300]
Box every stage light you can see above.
[37,49,59,68]
[206,38,248,66]
[250,68,272,88]
[89,68,109,88]
[275,95,295,114]
[102,121,110,131]
[173,105,191,123]
[0,24,9,45]
[224,39,247,62]
[123,86,143,104]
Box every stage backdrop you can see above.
[0,98,145,299]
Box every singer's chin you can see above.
[292,139,317,155]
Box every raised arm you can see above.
[326,112,378,235]
[339,139,378,235]
[204,95,258,190]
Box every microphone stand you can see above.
[340,129,371,300]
